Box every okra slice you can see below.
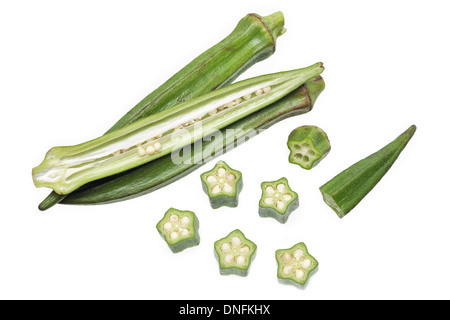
[276,242,318,287]
[156,208,200,253]
[32,63,324,195]
[214,229,257,276]
[200,161,243,209]
[259,177,299,223]
[287,125,331,170]
[320,125,416,218]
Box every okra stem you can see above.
[33,64,324,195]
[61,76,325,205]
[38,11,286,210]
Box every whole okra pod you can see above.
[60,76,325,205]
[38,11,286,210]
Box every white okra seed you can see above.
[224,254,234,264]
[294,249,304,260]
[179,228,189,236]
[137,147,146,157]
[170,232,179,240]
[283,194,293,201]
[206,175,217,184]
[225,173,235,181]
[240,246,250,254]
[163,222,173,231]
[263,86,271,93]
[231,237,241,247]
[221,243,231,253]
[212,185,221,194]
[180,216,190,226]
[266,186,275,194]
[223,183,233,193]
[277,184,286,192]
[300,259,312,269]
[243,93,252,100]
[217,168,226,176]
[236,256,245,266]
[169,215,179,223]
[153,142,162,152]
[208,109,217,116]
[276,200,285,209]
[283,266,292,275]
[282,253,292,263]
[146,145,155,155]
[264,197,274,205]
[296,269,305,279]
[255,88,263,96]
[113,150,121,156]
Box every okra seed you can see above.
[217,168,226,176]
[170,215,179,223]
[207,175,217,184]
[294,249,304,260]
[301,259,311,269]
[232,98,242,106]
[243,94,252,100]
[222,183,232,193]
[137,147,146,157]
[276,200,285,209]
[180,216,190,226]
[163,222,173,231]
[113,150,121,156]
[266,186,275,194]
[255,88,263,96]
[179,228,189,236]
[263,86,271,93]
[218,105,226,111]
[264,197,274,205]
[225,254,234,264]
[231,237,241,247]
[282,253,292,263]
[236,256,245,266]
[212,185,221,194]
[226,173,235,181]
[283,194,292,201]
[221,243,231,252]
[208,109,217,116]
[240,246,250,254]
[283,266,292,275]
[170,232,179,240]
[146,145,155,155]
[277,184,286,192]
[154,142,162,152]
[295,269,305,279]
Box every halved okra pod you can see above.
[320,125,416,218]
[287,125,331,170]
[200,161,243,209]
[156,208,200,253]
[214,229,257,276]
[33,63,324,195]
[276,242,318,287]
[61,76,325,205]
[259,177,299,223]
[38,11,286,210]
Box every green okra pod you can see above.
[39,11,286,210]
[33,63,324,195]
[319,125,416,218]
[61,76,325,205]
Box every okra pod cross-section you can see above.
[32,63,324,195]
[259,177,299,223]
[200,161,243,209]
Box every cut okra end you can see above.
[200,160,243,209]
[275,242,318,287]
[214,229,257,277]
[287,125,331,170]
[156,208,200,253]
[258,177,299,224]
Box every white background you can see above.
[1,0,449,300]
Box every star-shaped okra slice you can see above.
[200,160,243,209]
[259,177,299,223]
[156,208,200,253]
[275,242,318,286]
[214,229,257,276]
